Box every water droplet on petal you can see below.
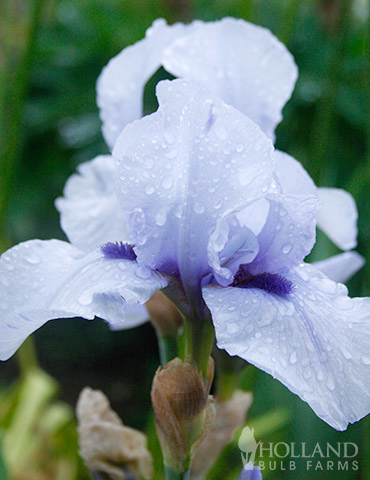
[282,243,293,255]
[25,254,41,264]
[289,351,297,364]
[135,265,151,279]
[326,378,335,391]
[155,208,167,226]
[194,202,205,214]
[78,292,92,306]
[162,176,173,190]
[144,185,155,195]
[362,356,370,365]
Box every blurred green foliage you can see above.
[0,0,369,479]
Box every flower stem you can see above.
[165,465,190,480]
[156,331,178,367]
[184,313,214,379]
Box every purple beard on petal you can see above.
[231,264,294,296]
[100,242,137,261]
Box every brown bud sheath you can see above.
[151,357,214,472]
[191,390,253,480]
[145,291,183,336]
[76,387,152,480]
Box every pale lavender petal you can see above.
[56,155,130,252]
[113,79,275,290]
[109,303,149,330]
[317,188,358,250]
[313,251,365,283]
[203,263,370,430]
[207,215,259,286]
[238,464,263,480]
[274,152,359,251]
[0,240,167,360]
[251,193,318,274]
[97,19,187,148]
[163,18,298,139]
[274,150,316,195]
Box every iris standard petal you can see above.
[97,19,187,148]
[203,263,370,430]
[317,188,358,251]
[0,240,167,360]
[113,79,275,289]
[56,155,130,252]
[313,251,365,284]
[163,17,298,139]
[251,193,318,274]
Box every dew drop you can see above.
[78,292,92,306]
[326,378,335,391]
[144,185,155,195]
[361,356,370,365]
[155,208,167,226]
[289,351,297,364]
[135,265,151,279]
[282,243,293,255]
[236,144,244,153]
[194,202,205,214]
[165,149,178,159]
[25,254,41,264]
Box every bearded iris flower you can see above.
[97,17,363,279]
[1,78,370,432]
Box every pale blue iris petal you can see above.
[113,79,275,289]
[250,193,318,274]
[203,263,370,431]
[163,18,298,139]
[97,19,188,148]
[208,215,259,286]
[109,303,149,331]
[317,188,358,251]
[313,251,365,284]
[55,155,130,252]
[274,151,359,251]
[0,240,167,360]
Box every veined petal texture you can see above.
[97,19,187,148]
[113,79,275,289]
[0,240,167,360]
[56,155,130,252]
[203,263,370,430]
[97,17,297,146]
[163,17,298,139]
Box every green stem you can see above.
[165,465,190,480]
[214,347,246,401]
[184,314,215,379]
[156,331,178,366]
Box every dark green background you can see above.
[0,1,369,479]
